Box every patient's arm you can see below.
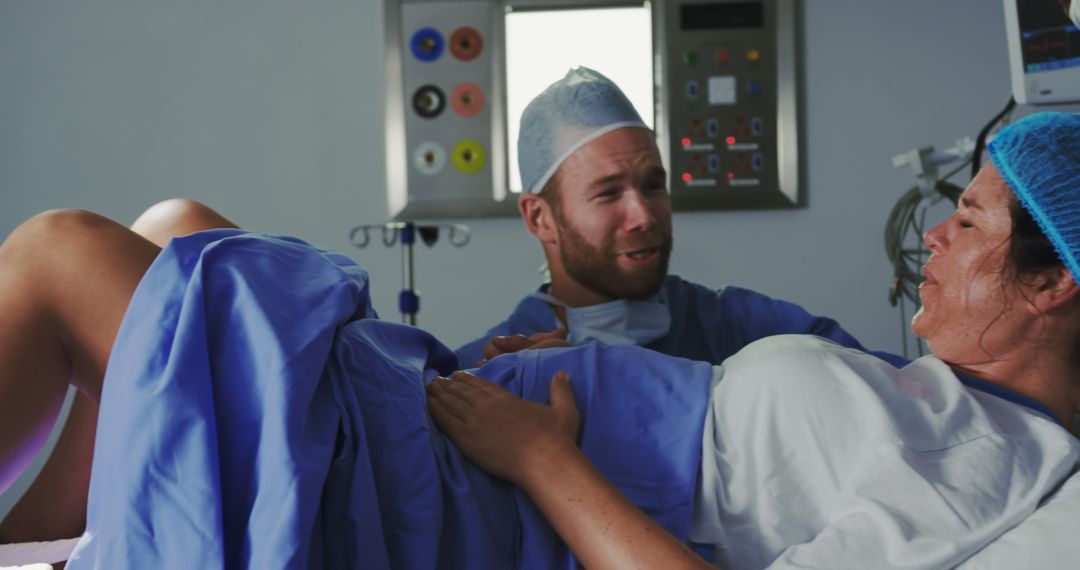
[427,371,710,570]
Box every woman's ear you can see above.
[1025,266,1080,314]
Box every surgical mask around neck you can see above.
[533,289,671,347]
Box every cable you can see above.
[885,186,920,307]
[898,287,908,357]
[970,96,1016,178]
[884,178,964,306]
[884,177,964,358]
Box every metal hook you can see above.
[448,224,470,247]
[349,226,371,248]
[382,225,399,247]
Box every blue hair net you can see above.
[518,67,649,194]
[988,111,1080,281]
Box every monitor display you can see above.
[1004,0,1080,105]
[680,2,764,30]
[1017,0,1080,73]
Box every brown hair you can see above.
[537,169,563,223]
[1007,197,1080,370]
[1008,198,1062,282]
[538,169,560,207]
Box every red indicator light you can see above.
[727,171,735,180]
[681,137,692,147]
[682,172,693,182]
[726,136,736,145]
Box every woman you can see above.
[1,112,1078,569]
[426,111,1080,568]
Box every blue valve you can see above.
[410,28,444,62]
[399,290,420,315]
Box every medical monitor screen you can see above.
[1017,0,1080,73]
[681,2,763,30]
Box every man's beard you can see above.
[556,220,672,300]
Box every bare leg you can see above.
[0,210,159,542]
[0,200,236,543]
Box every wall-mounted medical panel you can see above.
[385,0,803,219]
[387,0,516,219]
[655,0,802,209]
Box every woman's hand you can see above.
[426,370,579,484]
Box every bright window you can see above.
[504,5,654,193]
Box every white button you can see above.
[708,76,737,105]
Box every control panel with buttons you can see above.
[655,0,801,209]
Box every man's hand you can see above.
[476,328,569,366]
[426,370,580,484]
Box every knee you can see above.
[131,198,234,245]
[139,198,211,221]
[5,209,112,248]
[0,209,114,271]
[133,198,209,229]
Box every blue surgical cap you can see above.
[988,111,1080,281]
[518,66,649,194]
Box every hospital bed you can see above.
[3,468,1079,569]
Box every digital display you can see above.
[681,2,763,30]
[1018,0,1080,73]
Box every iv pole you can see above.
[349,221,470,325]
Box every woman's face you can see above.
[913,165,1027,365]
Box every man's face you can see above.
[550,128,673,300]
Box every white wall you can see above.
[0,0,1020,518]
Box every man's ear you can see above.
[1025,265,1080,314]
[519,194,558,244]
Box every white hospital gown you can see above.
[690,335,1080,570]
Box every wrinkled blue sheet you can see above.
[67,230,714,569]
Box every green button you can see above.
[683,51,699,66]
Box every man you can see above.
[455,67,863,367]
